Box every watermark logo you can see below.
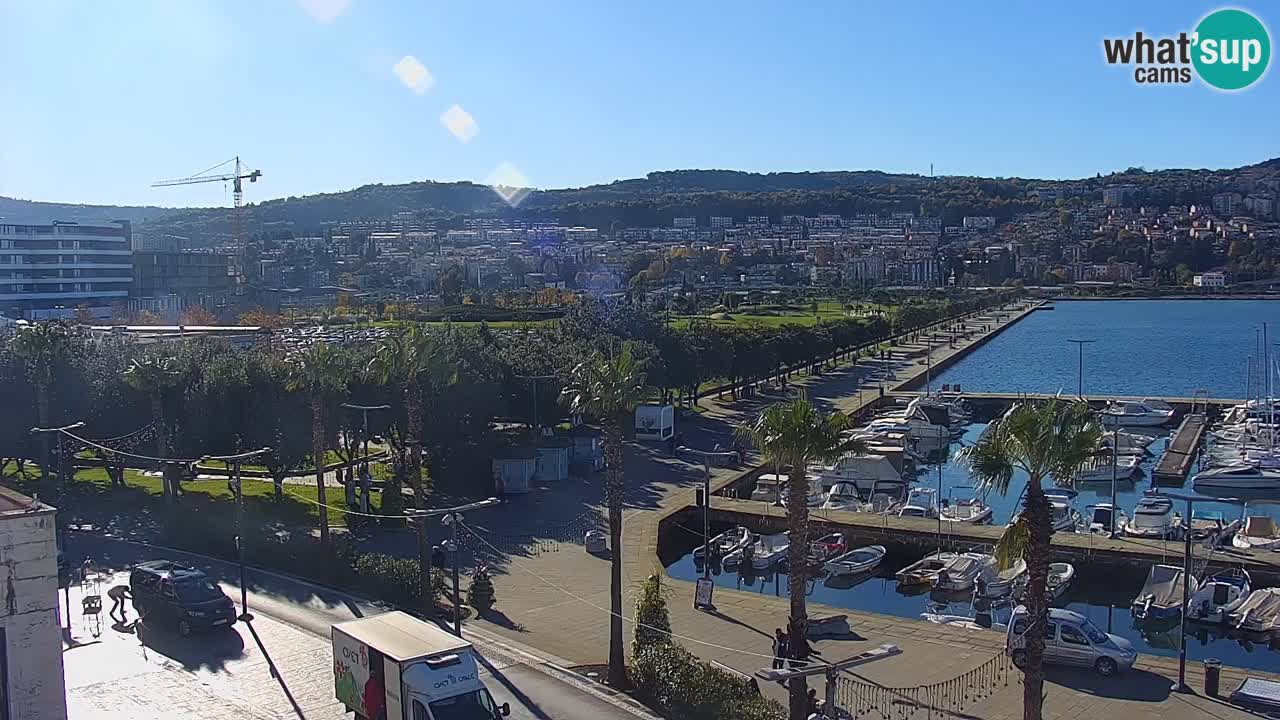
[1103,8,1270,90]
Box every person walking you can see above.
[107,584,132,622]
[771,628,788,671]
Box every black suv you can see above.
[129,561,237,636]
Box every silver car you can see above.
[1006,606,1137,676]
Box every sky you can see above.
[1,1,1277,208]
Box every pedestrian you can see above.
[771,628,787,671]
[808,688,821,717]
[107,584,131,622]
[80,558,94,585]
[789,632,810,669]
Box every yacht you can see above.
[1100,431,1157,457]
[897,487,940,519]
[1075,454,1142,483]
[1100,399,1175,427]
[1186,568,1251,625]
[1132,564,1197,622]
[1193,462,1280,492]
[1122,493,1182,539]
[1085,503,1127,536]
[1009,490,1083,533]
[820,481,862,511]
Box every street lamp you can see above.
[32,421,84,633]
[754,644,902,717]
[202,447,273,621]
[405,497,500,636]
[340,403,390,511]
[1065,339,1096,399]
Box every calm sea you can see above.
[932,300,1280,398]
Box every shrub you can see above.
[633,574,671,655]
[630,643,784,720]
[467,564,495,612]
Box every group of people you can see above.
[772,628,826,717]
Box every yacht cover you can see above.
[1236,589,1280,624]
[1243,516,1279,540]
[1138,565,1187,607]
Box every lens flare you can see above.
[392,55,435,95]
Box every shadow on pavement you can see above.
[243,620,307,719]
[1045,666,1173,702]
[136,621,245,672]
[478,608,527,632]
[475,652,552,720]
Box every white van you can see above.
[1006,606,1137,676]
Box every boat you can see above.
[932,553,992,592]
[749,532,790,570]
[1101,399,1175,428]
[1231,515,1280,550]
[823,545,887,578]
[940,486,993,525]
[896,551,958,586]
[1193,462,1280,492]
[1121,493,1182,540]
[1132,564,1197,622]
[811,454,906,494]
[1042,490,1085,533]
[807,533,848,565]
[897,487,940,519]
[1075,454,1142,483]
[1187,510,1240,543]
[1186,568,1251,625]
[1100,431,1157,457]
[820,481,862,511]
[1085,503,1127,536]
[693,526,751,563]
[975,558,1026,599]
[1228,588,1280,633]
[721,533,755,567]
[1046,562,1075,601]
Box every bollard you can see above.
[1203,658,1221,697]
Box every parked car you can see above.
[130,560,237,636]
[1006,606,1137,676]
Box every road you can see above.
[62,534,653,720]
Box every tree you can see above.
[181,305,218,325]
[13,322,74,475]
[286,343,350,544]
[737,395,866,720]
[123,353,183,503]
[958,399,1102,720]
[561,343,647,689]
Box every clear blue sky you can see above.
[1,1,1276,207]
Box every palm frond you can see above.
[994,516,1032,571]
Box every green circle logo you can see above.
[1193,8,1271,90]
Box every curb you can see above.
[71,531,660,720]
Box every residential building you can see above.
[962,216,996,231]
[0,221,133,320]
[673,217,697,229]
[1212,192,1242,218]
[1102,185,1137,206]
[132,250,236,308]
[1194,271,1226,288]
[0,486,66,720]
[709,216,733,229]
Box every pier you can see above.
[1153,411,1210,483]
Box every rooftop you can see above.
[0,485,54,516]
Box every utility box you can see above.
[634,403,675,441]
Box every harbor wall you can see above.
[895,303,1041,392]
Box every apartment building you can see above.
[0,221,133,320]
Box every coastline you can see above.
[1053,293,1279,301]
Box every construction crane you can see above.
[153,157,262,247]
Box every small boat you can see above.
[1101,399,1175,428]
[1101,431,1156,456]
[932,553,992,592]
[1232,516,1280,551]
[1132,564,1198,622]
[749,532,790,570]
[896,551,958,586]
[1194,462,1280,492]
[1085,503,1127,536]
[1047,562,1075,601]
[1046,490,1085,533]
[1076,454,1142,483]
[975,559,1027,599]
[1228,588,1280,633]
[820,481,862,511]
[1186,568,1251,625]
[1187,510,1240,543]
[940,486,993,525]
[807,533,848,565]
[721,533,755,567]
[1122,493,1182,540]
[823,545,886,578]
[693,526,751,563]
[897,487,940,519]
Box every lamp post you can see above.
[202,447,273,621]
[32,421,84,633]
[405,497,499,635]
[755,644,903,717]
[340,403,390,511]
[514,374,558,437]
[1065,339,1096,400]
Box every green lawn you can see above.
[669,299,892,329]
[373,318,560,330]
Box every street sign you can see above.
[694,578,714,610]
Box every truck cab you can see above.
[333,611,511,720]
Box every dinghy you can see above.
[1047,562,1075,601]
[693,526,751,563]
[896,551,957,587]
[932,553,992,593]
[974,558,1027,599]
[807,533,848,566]
[823,545,887,578]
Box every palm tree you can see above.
[561,343,647,689]
[13,322,73,476]
[737,395,866,720]
[123,353,183,502]
[286,343,350,545]
[958,399,1102,720]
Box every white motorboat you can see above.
[820,481,862,511]
[896,551,958,586]
[750,474,783,503]
[1232,516,1280,551]
[1229,588,1280,633]
[1132,565,1197,623]
[1122,493,1182,540]
[932,553,992,592]
[1075,454,1142,483]
[1008,491,1084,533]
[1193,462,1280,492]
[897,487,940,519]
[693,526,751,563]
[749,532,790,570]
[1100,431,1156,457]
[823,545,887,578]
[1186,568,1251,625]
[1101,399,1175,427]
[940,486,993,525]
[810,454,905,494]
[1085,503,1127,536]
[975,558,1026,599]
[1046,562,1075,601]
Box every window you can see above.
[1080,621,1110,645]
[1044,622,1056,640]
[1059,625,1089,646]
[412,700,429,720]
[175,579,223,603]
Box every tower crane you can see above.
[153,157,262,247]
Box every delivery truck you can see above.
[332,611,511,720]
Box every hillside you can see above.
[3,160,1276,244]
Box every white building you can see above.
[0,221,133,320]
[962,216,996,231]
[672,217,697,229]
[0,486,66,719]
[1193,271,1226,288]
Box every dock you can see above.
[1153,412,1209,483]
